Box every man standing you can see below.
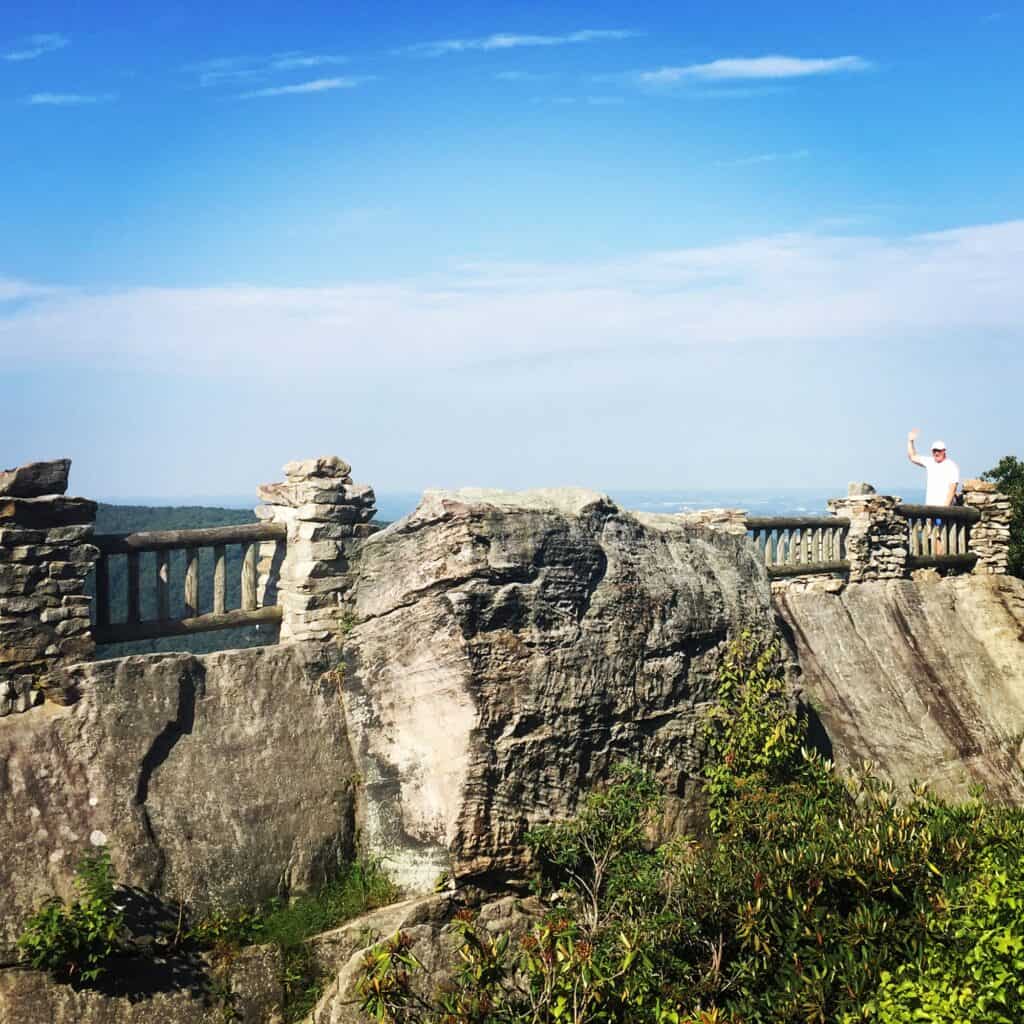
[906,430,960,506]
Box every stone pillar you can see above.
[0,460,99,716]
[256,456,376,642]
[828,486,908,583]
[962,479,1013,575]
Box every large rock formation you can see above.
[341,488,773,892]
[0,642,354,960]
[776,572,1024,800]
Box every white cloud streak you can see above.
[720,148,810,166]
[270,52,348,70]
[26,92,116,106]
[2,221,1023,375]
[186,53,350,87]
[640,55,871,85]
[3,33,69,62]
[404,29,639,57]
[239,76,366,98]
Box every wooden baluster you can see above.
[184,548,199,618]
[242,543,258,611]
[95,555,110,627]
[213,544,227,613]
[127,551,140,623]
[156,551,170,620]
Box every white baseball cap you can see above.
[931,440,947,451]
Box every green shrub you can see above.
[852,842,1024,1023]
[17,849,124,982]
[702,630,805,831]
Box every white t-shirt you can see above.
[918,456,960,506]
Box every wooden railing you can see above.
[746,516,851,578]
[897,504,980,571]
[92,522,286,644]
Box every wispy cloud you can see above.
[270,52,348,70]
[3,33,69,62]
[403,29,639,57]
[186,52,349,87]
[719,148,810,167]
[494,70,546,81]
[4,221,1023,375]
[26,92,116,106]
[239,76,366,99]
[639,55,871,85]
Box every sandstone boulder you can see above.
[341,488,773,893]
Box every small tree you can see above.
[982,455,1024,578]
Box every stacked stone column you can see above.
[827,489,908,583]
[962,479,1013,575]
[0,460,99,716]
[256,456,377,642]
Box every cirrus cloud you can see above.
[402,29,640,57]
[639,54,871,85]
[3,33,68,62]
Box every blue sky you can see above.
[2,2,1022,500]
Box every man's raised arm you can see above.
[907,428,926,467]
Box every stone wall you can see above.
[0,460,98,717]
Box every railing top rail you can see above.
[907,552,978,570]
[94,521,286,555]
[745,515,851,530]
[896,504,980,523]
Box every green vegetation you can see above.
[17,850,124,982]
[193,860,398,1021]
[18,853,395,1021]
[357,632,1024,1024]
[982,455,1024,578]
[701,632,802,832]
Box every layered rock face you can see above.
[0,642,354,960]
[776,572,1024,800]
[341,489,773,892]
